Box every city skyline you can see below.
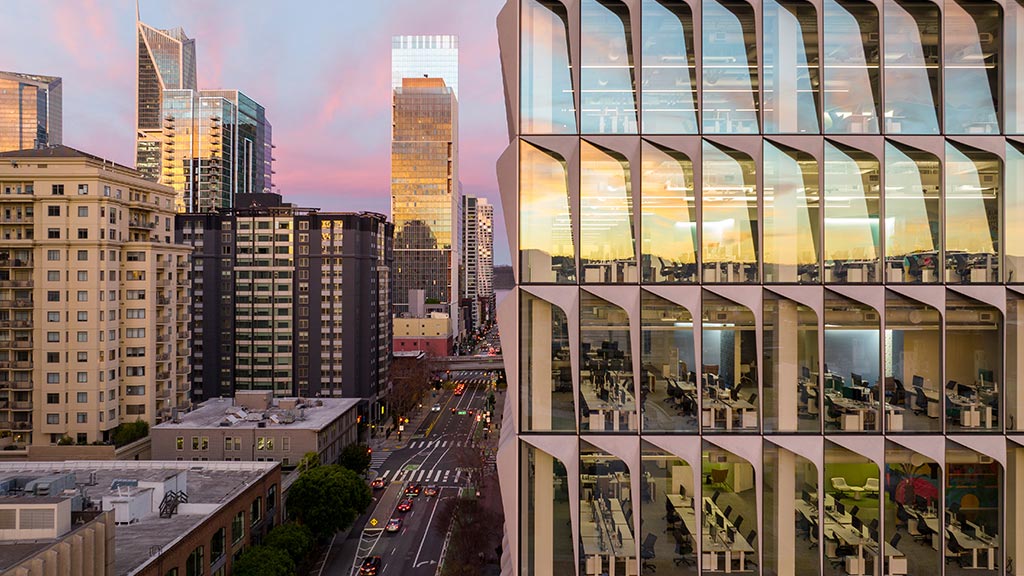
[0,0,511,264]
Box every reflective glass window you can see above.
[764,293,820,433]
[823,291,880,431]
[520,292,575,432]
[700,443,757,574]
[641,442,697,574]
[763,444,820,576]
[521,442,574,575]
[763,141,820,283]
[1009,294,1024,432]
[701,292,759,432]
[883,141,940,283]
[521,0,577,134]
[883,0,941,134]
[580,442,635,576]
[640,290,697,432]
[1006,1,1024,134]
[945,442,1002,572]
[945,293,1001,432]
[641,0,698,133]
[520,141,575,283]
[580,291,636,432]
[1004,142,1024,282]
[823,0,881,133]
[884,443,939,576]
[822,444,881,576]
[581,141,636,283]
[823,141,880,283]
[886,290,941,432]
[944,142,999,283]
[763,0,820,133]
[701,140,758,283]
[581,0,637,134]
[640,141,697,283]
[702,0,760,133]
[944,0,1001,134]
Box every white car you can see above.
[431,403,441,412]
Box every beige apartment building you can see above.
[0,146,191,446]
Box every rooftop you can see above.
[154,394,361,431]
[0,145,137,173]
[0,71,61,85]
[0,461,277,576]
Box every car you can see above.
[467,409,474,415]
[431,403,441,412]
[370,477,387,490]
[359,556,382,576]
[454,387,465,396]
[404,483,422,497]
[396,498,413,513]
[385,517,402,533]
[423,485,438,497]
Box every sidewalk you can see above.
[369,395,436,455]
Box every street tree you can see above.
[338,443,372,474]
[435,497,500,576]
[231,546,294,576]
[297,451,320,473]
[388,354,436,427]
[286,464,372,541]
[263,523,314,565]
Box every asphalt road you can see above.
[323,377,490,576]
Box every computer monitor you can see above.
[870,528,879,542]
[852,373,864,387]
[705,501,713,517]
[915,495,927,511]
[679,485,686,498]
[965,522,979,540]
[852,516,864,533]
[802,490,812,504]
[957,512,967,527]
[913,375,924,388]
[946,380,958,392]
[836,501,846,516]
[843,386,856,400]
[726,526,736,543]
[979,369,994,384]
[717,514,725,529]
[802,366,811,379]
[730,387,741,401]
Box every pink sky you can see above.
[0,0,512,264]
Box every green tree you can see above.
[111,420,149,447]
[231,546,294,576]
[286,464,372,541]
[338,443,372,474]
[297,451,320,473]
[263,523,314,565]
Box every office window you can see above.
[640,291,696,432]
[186,545,204,576]
[519,141,574,283]
[763,0,819,133]
[883,0,941,134]
[702,140,759,282]
[580,291,635,432]
[703,0,760,133]
[231,511,244,543]
[580,141,634,283]
[641,0,697,133]
[520,0,576,134]
[251,497,262,525]
[580,0,637,134]
[763,141,819,283]
[211,527,225,563]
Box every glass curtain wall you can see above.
[1004,142,1024,283]
[641,441,697,574]
[883,0,941,134]
[640,141,698,283]
[521,0,576,134]
[640,291,697,432]
[884,443,941,576]
[520,442,574,575]
[581,0,637,134]
[580,291,636,432]
[944,0,1001,135]
[823,0,881,133]
[823,141,881,283]
[521,292,576,432]
[763,0,820,133]
[520,141,575,283]
[886,290,941,432]
[763,141,820,283]
[581,141,636,283]
[702,0,760,133]
[944,142,1000,283]
[763,443,820,576]
[580,441,636,576]
[701,292,759,432]
[945,441,1002,576]
[945,293,1001,432]
[701,443,758,574]
[702,140,759,283]
[824,291,881,431]
[763,292,820,432]
[640,0,698,133]
[1009,294,1024,432]
[884,141,941,283]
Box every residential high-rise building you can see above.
[497,2,1024,576]
[391,76,459,336]
[135,22,197,182]
[161,89,272,212]
[0,71,62,153]
[0,146,191,446]
[391,35,459,97]
[477,197,494,322]
[176,193,392,417]
[462,195,496,332]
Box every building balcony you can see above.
[11,361,31,369]
[156,371,171,380]
[156,353,171,362]
[11,401,32,411]
[0,279,32,288]
[158,296,172,305]
[156,314,171,324]
[14,421,32,430]
[0,259,32,268]
[2,381,32,390]
[7,340,32,349]
[0,216,32,224]
[10,300,31,309]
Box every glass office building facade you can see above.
[495,1,1024,575]
[0,71,61,153]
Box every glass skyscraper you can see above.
[391,69,460,334]
[495,1,1024,576]
[0,71,62,152]
[392,35,460,97]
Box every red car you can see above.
[396,498,413,513]
[370,477,387,490]
[423,485,438,497]
[385,517,402,533]
[360,556,382,576]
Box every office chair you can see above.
[890,533,902,549]
[742,530,759,568]
[913,513,936,544]
[895,503,910,532]
[946,532,970,566]
[825,397,842,429]
[723,505,733,519]
[914,386,930,416]
[640,533,658,572]
[673,532,695,566]
[850,505,860,518]
[796,514,812,540]
[711,490,722,504]
[863,478,880,495]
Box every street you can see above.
[322,373,495,576]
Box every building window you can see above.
[47,270,59,281]
[77,250,88,261]
[46,414,59,425]
[78,206,88,217]
[126,309,146,319]
[186,546,204,576]
[47,250,59,261]
[77,228,88,239]
[77,311,87,322]
[47,228,59,239]
[211,527,226,563]
[250,497,263,526]
[77,291,88,302]
[47,205,60,216]
[46,331,59,342]
[77,372,87,383]
[51,184,64,196]
[76,412,87,424]
[77,392,87,403]
[267,484,278,511]
[77,271,88,282]
[46,393,59,404]
[176,437,184,450]
[77,184,88,195]
[47,312,59,322]
[47,373,60,384]
[46,291,59,302]
[77,352,87,362]
[231,511,245,543]
[46,352,59,363]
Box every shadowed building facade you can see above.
[495,2,1024,576]
[0,71,61,153]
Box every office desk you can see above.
[946,394,993,428]
[581,385,637,431]
[702,398,757,430]
[907,512,940,550]
[827,393,874,431]
[580,499,637,576]
[948,526,998,570]
[699,496,754,573]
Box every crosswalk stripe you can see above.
[454,469,462,482]
[441,441,448,448]
[443,470,451,482]
[380,469,391,479]
[418,469,427,482]
[434,470,442,481]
